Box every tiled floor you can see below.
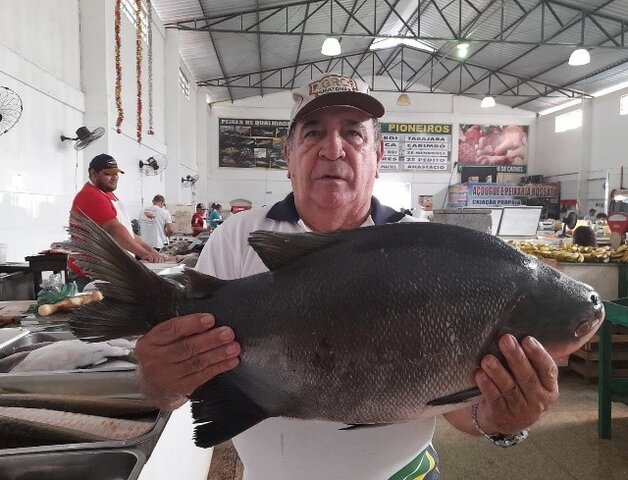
[434,371,628,479]
[208,371,628,479]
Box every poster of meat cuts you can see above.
[219,118,289,169]
[380,123,452,172]
[458,124,529,173]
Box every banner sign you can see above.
[466,183,560,207]
[380,123,453,172]
[458,124,529,173]
[219,118,289,169]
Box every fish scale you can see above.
[67,211,604,448]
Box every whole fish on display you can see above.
[67,211,604,448]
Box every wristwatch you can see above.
[471,403,529,448]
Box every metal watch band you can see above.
[471,403,529,448]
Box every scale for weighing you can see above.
[607,212,628,248]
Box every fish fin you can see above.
[340,423,393,431]
[190,375,268,448]
[426,387,481,406]
[183,268,227,299]
[67,211,185,341]
[248,230,342,271]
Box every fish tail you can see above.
[68,210,185,341]
[190,375,268,448]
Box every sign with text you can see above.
[219,118,289,169]
[466,183,559,207]
[458,124,529,173]
[380,123,453,172]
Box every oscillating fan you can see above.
[139,154,167,175]
[181,174,200,187]
[61,126,105,151]
[0,86,23,135]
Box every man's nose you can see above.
[319,131,346,160]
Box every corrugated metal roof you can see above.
[151,0,628,112]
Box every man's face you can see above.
[285,106,383,211]
[90,170,119,192]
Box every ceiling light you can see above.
[480,96,496,108]
[321,37,341,56]
[456,43,470,59]
[396,93,411,106]
[568,48,590,66]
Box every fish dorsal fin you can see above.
[183,268,227,299]
[248,230,342,271]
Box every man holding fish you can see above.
[135,74,561,478]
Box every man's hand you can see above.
[135,313,241,405]
[443,334,559,436]
[473,334,559,434]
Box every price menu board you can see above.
[380,123,453,172]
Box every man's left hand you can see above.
[473,334,559,435]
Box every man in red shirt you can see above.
[69,154,166,288]
[191,203,210,236]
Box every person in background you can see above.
[191,203,210,237]
[69,154,167,290]
[572,225,598,247]
[595,212,608,223]
[134,73,559,479]
[138,194,174,251]
[208,203,223,229]
[583,208,597,222]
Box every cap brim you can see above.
[291,91,385,125]
[101,168,124,174]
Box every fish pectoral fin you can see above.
[340,423,393,431]
[426,387,481,406]
[248,230,343,271]
[191,375,267,448]
[183,268,227,299]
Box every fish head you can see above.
[488,256,604,362]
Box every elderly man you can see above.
[136,74,558,479]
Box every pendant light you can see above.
[568,48,590,66]
[480,96,496,108]
[396,93,411,106]
[480,75,495,108]
[321,37,341,56]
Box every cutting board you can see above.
[0,300,35,325]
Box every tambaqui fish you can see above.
[67,211,604,448]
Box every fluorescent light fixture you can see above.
[568,48,590,66]
[396,93,411,106]
[369,37,434,53]
[321,37,341,56]
[456,43,470,59]
[592,80,628,97]
[538,99,582,116]
[480,96,496,108]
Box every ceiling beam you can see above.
[198,48,585,99]
[166,0,628,50]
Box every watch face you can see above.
[489,429,529,448]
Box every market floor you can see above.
[207,371,628,480]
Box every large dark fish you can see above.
[68,211,604,448]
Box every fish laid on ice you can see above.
[0,406,153,441]
[10,339,131,372]
[67,211,604,448]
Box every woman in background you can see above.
[209,203,223,229]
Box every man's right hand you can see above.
[135,313,240,405]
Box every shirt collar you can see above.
[266,193,405,225]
